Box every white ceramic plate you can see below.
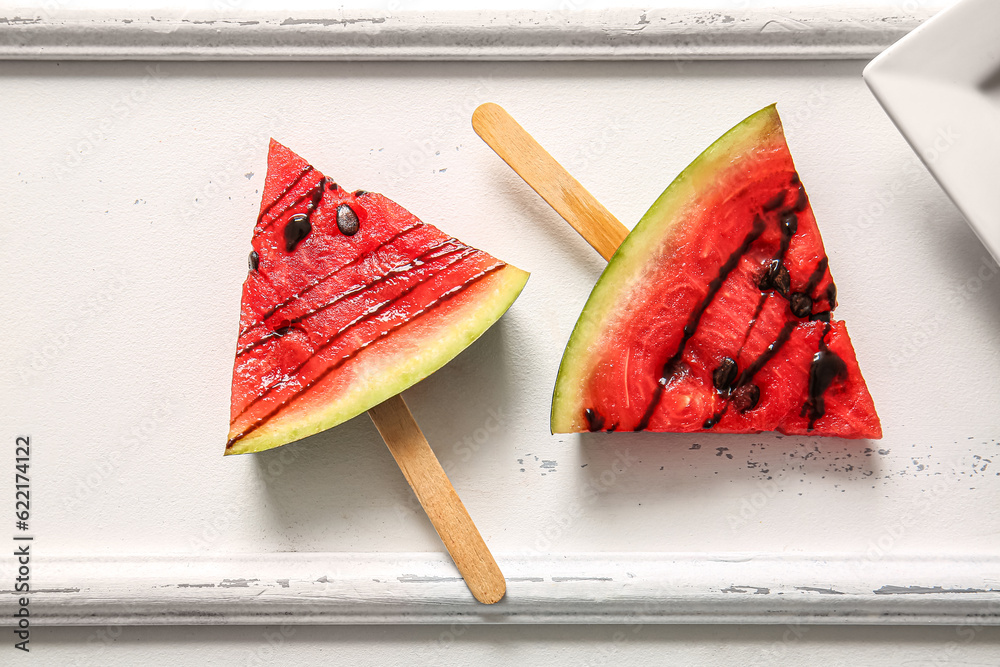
[864,0,1000,264]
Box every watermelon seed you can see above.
[789,292,812,318]
[328,181,339,190]
[773,265,791,296]
[779,211,798,236]
[248,250,259,272]
[584,408,605,432]
[354,190,368,197]
[337,204,360,236]
[636,216,766,431]
[759,259,791,296]
[712,357,738,391]
[284,214,312,252]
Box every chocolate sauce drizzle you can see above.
[228,260,505,448]
[258,170,333,233]
[237,241,472,358]
[238,223,421,339]
[802,322,847,430]
[602,173,846,433]
[762,191,786,212]
[632,215,766,431]
[257,165,314,224]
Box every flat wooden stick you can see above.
[368,395,506,605]
[472,102,629,261]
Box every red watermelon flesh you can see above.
[227,140,528,455]
[551,105,881,438]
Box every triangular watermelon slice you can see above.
[552,106,881,438]
[227,140,528,455]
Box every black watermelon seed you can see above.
[809,311,831,323]
[780,210,798,236]
[248,250,259,271]
[732,384,761,413]
[327,181,339,190]
[337,204,360,236]
[759,259,791,296]
[826,282,837,309]
[354,190,368,197]
[789,292,812,318]
[712,357,738,391]
[584,408,605,432]
[772,264,791,296]
[284,214,312,252]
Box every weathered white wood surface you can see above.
[1,3,997,629]
[0,7,939,61]
[17,553,1000,625]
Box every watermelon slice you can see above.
[552,105,881,438]
[227,140,528,455]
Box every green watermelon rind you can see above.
[551,104,784,433]
[228,265,529,455]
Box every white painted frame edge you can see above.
[0,8,933,60]
[3,6,974,629]
[8,552,1000,625]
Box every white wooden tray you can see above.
[4,2,1000,626]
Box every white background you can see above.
[3,0,1000,663]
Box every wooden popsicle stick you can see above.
[368,395,506,605]
[472,102,629,262]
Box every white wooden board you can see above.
[2,3,999,626]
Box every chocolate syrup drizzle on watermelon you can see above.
[228,260,505,448]
[600,173,846,433]
[239,223,422,339]
[237,240,472,357]
[632,215,766,431]
[258,165,315,226]
[803,321,848,430]
[258,168,338,235]
[230,163,509,447]
[701,177,843,430]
